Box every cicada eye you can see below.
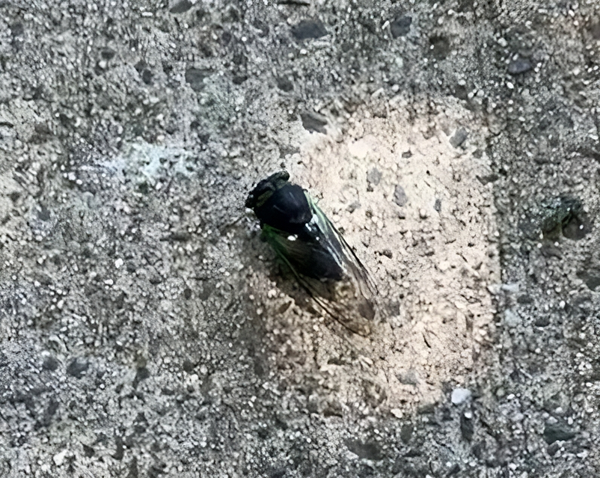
[273,170,290,182]
[245,194,256,209]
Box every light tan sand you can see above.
[248,97,500,413]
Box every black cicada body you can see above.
[246,171,377,336]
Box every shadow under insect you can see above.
[246,171,377,336]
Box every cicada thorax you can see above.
[252,180,345,281]
[291,224,344,280]
[254,183,312,234]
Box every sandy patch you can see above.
[247,97,500,413]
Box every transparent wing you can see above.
[263,194,378,336]
[307,195,378,298]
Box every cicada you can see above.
[245,171,378,336]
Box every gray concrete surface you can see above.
[1,0,600,476]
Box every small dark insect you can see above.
[245,171,378,336]
[540,196,583,236]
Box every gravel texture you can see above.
[1,0,600,477]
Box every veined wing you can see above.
[262,193,378,336]
[306,194,378,299]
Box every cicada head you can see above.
[245,170,290,209]
[246,171,312,234]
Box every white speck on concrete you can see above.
[451,388,471,405]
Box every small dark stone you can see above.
[149,274,163,285]
[380,249,393,259]
[358,464,375,476]
[10,22,24,37]
[42,356,59,371]
[417,403,436,415]
[276,76,293,92]
[450,128,468,148]
[164,231,190,242]
[543,422,576,444]
[291,19,327,40]
[182,360,195,372]
[185,67,212,92]
[590,22,600,40]
[43,398,59,424]
[400,424,413,443]
[476,174,499,185]
[345,440,383,461]
[36,205,51,221]
[300,112,327,133]
[112,291,125,310]
[113,436,124,461]
[141,69,153,85]
[134,60,146,72]
[232,74,248,85]
[508,58,533,75]
[226,6,240,22]
[546,442,560,456]
[82,444,95,457]
[447,464,461,476]
[66,358,89,378]
[135,367,150,383]
[534,317,550,327]
[127,456,139,478]
[221,31,233,46]
[170,0,192,13]
[453,83,468,101]
[472,441,485,459]
[460,413,474,441]
[577,270,600,291]
[578,144,600,163]
[198,282,215,300]
[404,448,422,457]
[183,287,192,299]
[347,201,361,213]
[434,199,442,212]
[390,16,412,38]
[393,185,408,207]
[398,370,418,386]
[322,400,343,417]
[517,294,533,304]
[402,150,412,158]
[367,168,382,187]
[429,35,450,60]
[232,51,247,66]
[33,122,52,140]
[386,301,401,316]
[101,48,116,60]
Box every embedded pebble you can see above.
[451,388,472,405]
[504,309,521,328]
